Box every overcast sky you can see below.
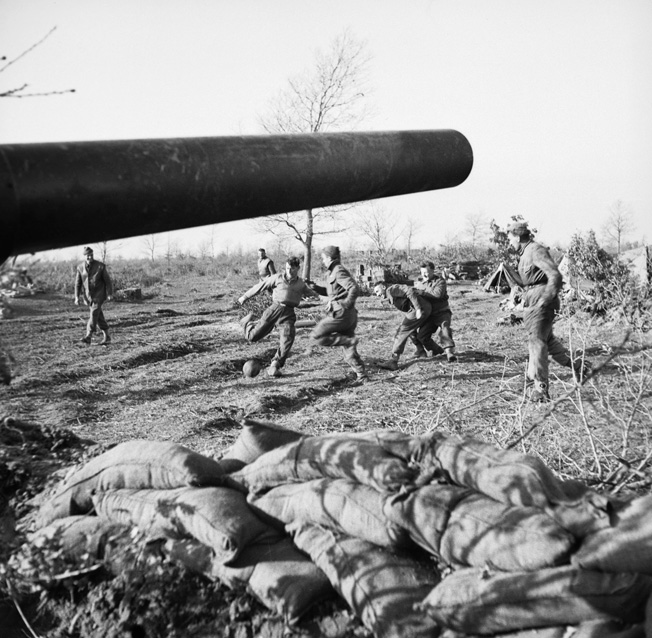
[1,0,651,260]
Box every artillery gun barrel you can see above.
[0,129,473,262]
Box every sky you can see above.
[1,0,651,261]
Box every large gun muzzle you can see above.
[0,129,472,262]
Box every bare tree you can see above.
[256,30,372,280]
[355,204,402,262]
[142,234,159,262]
[1,27,75,98]
[464,210,488,259]
[402,216,421,259]
[602,199,635,255]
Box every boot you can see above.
[80,334,92,344]
[267,360,282,377]
[378,354,399,371]
[239,313,254,330]
[100,330,111,345]
[414,344,428,359]
[445,347,457,363]
[530,381,550,403]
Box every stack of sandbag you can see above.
[29,437,334,624]
[26,421,652,636]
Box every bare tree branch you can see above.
[1,26,76,98]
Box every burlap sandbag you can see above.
[165,536,334,624]
[419,565,652,634]
[419,432,610,538]
[383,483,470,557]
[439,492,574,571]
[28,515,129,561]
[572,494,652,574]
[37,440,228,527]
[290,522,441,638]
[440,621,644,638]
[219,418,305,465]
[229,430,421,495]
[248,478,408,548]
[92,486,278,564]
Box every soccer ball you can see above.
[242,358,263,378]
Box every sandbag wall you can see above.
[27,421,652,637]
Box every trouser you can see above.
[523,296,572,386]
[311,306,365,376]
[244,303,296,368]
[87,301,109,334]
[392,300,432,356]
[417,308,455,352]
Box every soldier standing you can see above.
[508,221,588,401]
[257,248,276,281]
[238,257,319,377]
[309,246,368,382]
[414,261,457,362]
[74,246,113,345]
[373,281,436,371]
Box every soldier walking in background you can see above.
[238,257,319,377]
[74,246,113,345]
[374,281,437,371]
[507,221,589,402]
[308,246,368,382]
[257,248,276,281]
[414,261,457,362]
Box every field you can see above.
[1,262,651,636]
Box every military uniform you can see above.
[383,284,434,356]
[517,239,577,397]
[75,258,113,338]
[240,272,318,370]
[413,273,456,352]
[310,261,366,378]
[257,256,276,280]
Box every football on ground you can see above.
[242,358,263,378]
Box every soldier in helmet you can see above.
[507,221,589,401]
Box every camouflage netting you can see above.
[10,417,652,636]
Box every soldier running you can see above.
[413,261,457,362]
[308,246,368,382]
[508,221,589,401]
[373,281,437,371]
[238,257,319,377]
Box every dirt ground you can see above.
[0,269,644,636]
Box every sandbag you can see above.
[165,536,334,624]
[419,565,652,634]
[439,492,575,571]
[420,432,610,537]
[219,418,305,465]
[290,522,440,638]
[92,487,278,564]
[440,622,644,638]
[572,494,652,574]
[383,483,470,557]
[229,430,421,494]
[28,515,129,561]
[36,440,228,527]
[248,478,408,548]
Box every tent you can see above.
[483,262,522,293]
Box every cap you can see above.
[83,246,94,255]
[506,222,529,237]
[321,245,340,260]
